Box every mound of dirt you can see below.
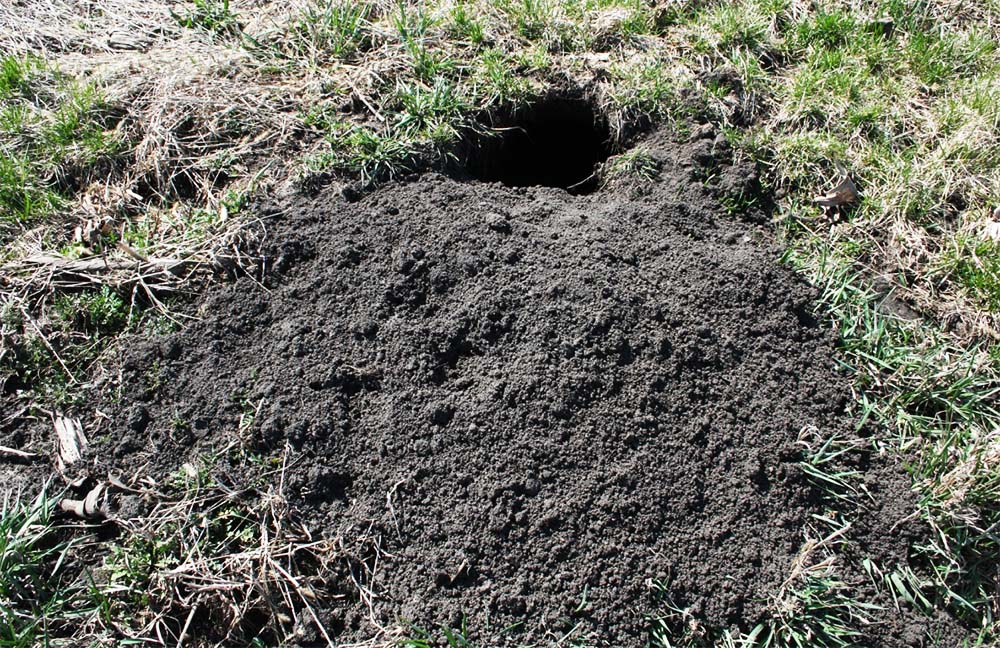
[72,128,962,645]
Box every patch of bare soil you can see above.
[3,124,968,646]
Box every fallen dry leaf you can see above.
[986,206,1000,242]
[54,414,87,472]
[813,175,859,208]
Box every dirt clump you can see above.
[36,127,963,645]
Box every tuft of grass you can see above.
[0,56,121,229]
[393,3,456,81]
[471,48,535,106]
[449,2,486,46]
[943,238,1000,312]
[604,57,683,136]
[402,622,478,648]
[603,148,660,183]
[289,0,372,63]
[310,125,417,186]
[171,0,241,35]
[0,55,39,100]
[0,487,91,647]
[394,78,469,142]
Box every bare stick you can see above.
[0,445,37,460]
[268,558,336,648]
[176,603,198,648]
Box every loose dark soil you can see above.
[2,126,968,646]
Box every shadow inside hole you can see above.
[462,97,613,195]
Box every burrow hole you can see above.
[461,95,614,195]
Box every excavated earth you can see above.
[2,125,969,646]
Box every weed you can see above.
[53,286,129,333]
[603,148,660,183]
[291,0,372,62]
[394,78,468,140]
[318,126,417,185]
[172,0,241,35]
[449,3,486,46]
[906,28,995,89]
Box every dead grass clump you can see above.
[69,448,357,645]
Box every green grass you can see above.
[171,0,241,35]
[943,239,1000,311]
[0,487,91,647]
[288,0,372,63]
[650,573,876,648]
[604,148,660,183]
[782,238,1000,634]
[0,55,121,229]
[0,284,133,406]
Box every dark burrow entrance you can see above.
[462,96,613,194]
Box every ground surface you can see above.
[64,128,959,645]
[2,1,1000,646]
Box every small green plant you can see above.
[796,428,863,504]
[53,286,129,333]
[172,0,240,35]
[292,0,371,62]
[606,59,679,126]
[951,240,1000,312]
[604,148,660,183]
[316,126,416,185]
[394,78,468,141]
[0,58,119,227]
[402,621,477,648]
[394,3,454,80]
[472,49,533,106]
[504,0,553,42]
[0,55,37,100]
[449,3,486,45]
